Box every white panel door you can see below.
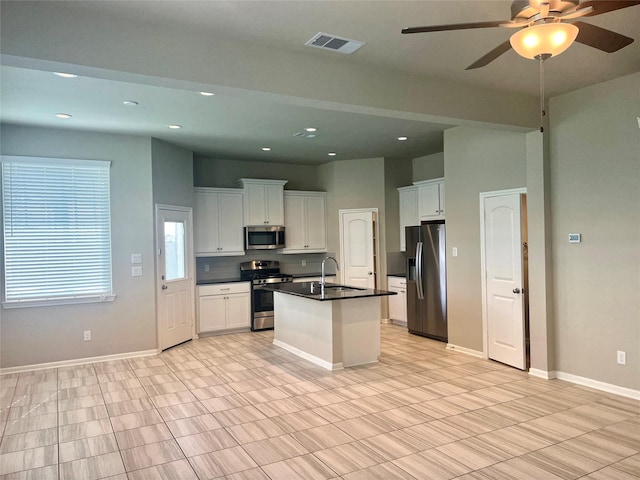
[157,206,194,350]
[340,210,375,289]
[193,191,219,254]
[484,194,526,370]
[265,184,284,225]
[226,293,251,329]
[418,182,440,220]
[245,183,266,225]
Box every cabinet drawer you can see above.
[198,282,250,296]
[387,276,407,289]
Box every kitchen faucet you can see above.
[321,256,339,287]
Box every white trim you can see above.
[273,339,344,371]
[479,188,527,363]
[528,368,554,380]
[446,343,485,358]
[3,294,116,309]
[553,371,640,400]
[0,349,160,375]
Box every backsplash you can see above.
[196,251,337,282]
[386,251,407,275]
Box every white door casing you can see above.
[339,209,377,289]
[156,205,194,351]
[480,191,527,370]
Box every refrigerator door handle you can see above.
[416,241,424,300]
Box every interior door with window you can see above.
[157,206,194,350]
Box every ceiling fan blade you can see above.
[579,0,640,16]
[573,21,635,52]
[465,40,513,70]
[402,20,506,34]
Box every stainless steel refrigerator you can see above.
[406,221,448,342]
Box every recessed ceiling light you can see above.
[305,127,318,132]
[56,113,72,119]
[123,100,139,106]
[261,147,272,152]
[199,91,215,96]
[53,72,78,78]
[168,124,182,129]
[328,152,337,156]
[397,136,409,141]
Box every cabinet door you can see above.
[245,183,266,225]
[399,188,418,252]
[217,192,244,253]
[265,184,284,225]
[438,181,445,216]
[305,195,327,251]
[418,183,441,220]
[226,293,251,329]
[198,295,226,332]
[284,195,306,249]
[194,192,219,254]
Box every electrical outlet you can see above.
[452,247,458,257]
[617,350,626,365]
[84,330,92,341]
[302,260,307,267]
[204,264,210,272]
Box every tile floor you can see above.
[1,324,638,479]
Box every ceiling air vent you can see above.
[305,32,366,54]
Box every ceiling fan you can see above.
[402,0,640,69]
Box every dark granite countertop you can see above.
[387,273,406,278]
[263,281,396,301]
[289,272,336,279]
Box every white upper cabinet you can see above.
[283,191,327,254]
[415,178,445,221]
[239,178,287,226]
[398,186,419,252]
[194,188,244,256]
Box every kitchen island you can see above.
[264,282,395,371]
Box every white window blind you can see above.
[2,156,113,306]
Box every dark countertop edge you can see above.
[196,278,247,285]
[289,273,336,278]
[266,282,396,302]
[387,273,406,278]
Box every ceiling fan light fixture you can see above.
[510,22,579,59]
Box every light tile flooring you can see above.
[1,324,639,479]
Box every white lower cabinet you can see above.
[387,276,407,325]
[198,282,251,333]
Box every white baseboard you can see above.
[390,319,407,327]
[0,349,161,375]
[273,339,343,371]
[446,343,484,358]
[553,371,640,400]
[528,368,555,380]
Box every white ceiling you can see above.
[1,1,639,165]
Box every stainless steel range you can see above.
[240,261,293,331]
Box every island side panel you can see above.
[273,292,340,370]
[332,297,381,367]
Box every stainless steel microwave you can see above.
[245,226,286,250]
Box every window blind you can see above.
[2,156,113,304]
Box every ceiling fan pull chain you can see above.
[539,56,546,133]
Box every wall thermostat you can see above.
[568,233,581,243]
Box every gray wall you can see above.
[444,126,527,352]
[152,139,194,208]
[549,73,639,389]
[194,156,320,190]
[0,125,157,368]
[413,152,445,182]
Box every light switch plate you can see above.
[452,247,458,257]
[131,253,142,264]
[132,266,143,276]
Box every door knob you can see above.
[368,271,373,275]
[513,288,521,294]
[162,285,168,290]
